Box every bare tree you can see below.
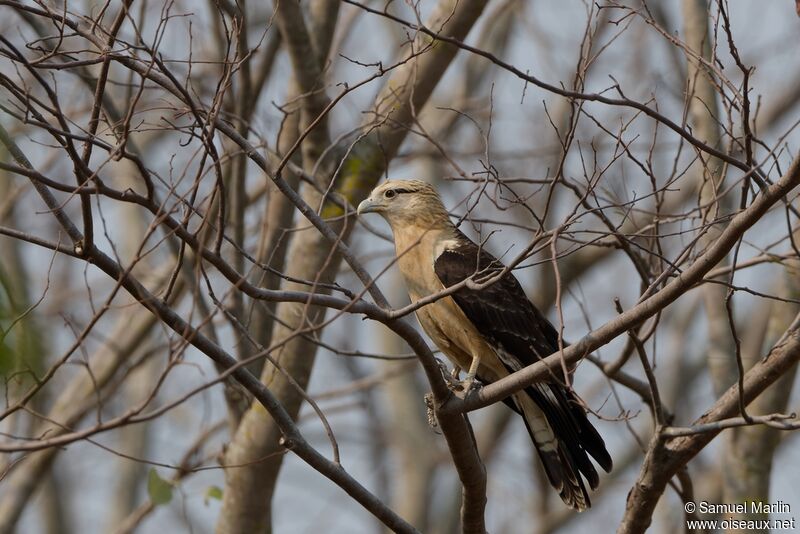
[0,1,798,533]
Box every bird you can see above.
[357,179,612,511]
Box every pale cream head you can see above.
[356,180,453,230]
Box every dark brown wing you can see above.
[433,233,559,369]
[433,231,612,508]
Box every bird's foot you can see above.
[436,359,464,390]
[434,359,481,393]
[458,372,481,393]
[450,365,462,381]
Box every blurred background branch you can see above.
[0,1,798,533]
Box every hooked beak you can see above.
[357,197,381,216]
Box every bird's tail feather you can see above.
[513,386,610,511]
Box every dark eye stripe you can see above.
[392,188,413,194]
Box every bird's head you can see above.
[357,180,452,229]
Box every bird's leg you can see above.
[460,355,481,391]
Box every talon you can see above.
[459,373,482,392]
[447,381,464,392]
[450,365,461,381]
[436,359,463,390]
[461,375,475,392]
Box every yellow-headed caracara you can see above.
[357,180,611,510]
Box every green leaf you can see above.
[204,485,223,505]
[147,468,173,505]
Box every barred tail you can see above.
[513,385,612,511]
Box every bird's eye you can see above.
[384,189,396,199]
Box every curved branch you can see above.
[448,153,800,414]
